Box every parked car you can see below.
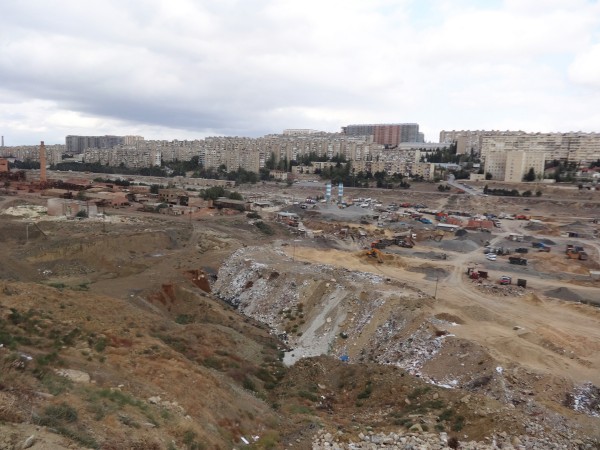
[486,254,497,261]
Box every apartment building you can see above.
[409,162,437,180]
[0,144,64,165]
[483,152,507,181]
[66,135,145,154]
[484,150,546,182]
[438,130,500,155]
[343,123,423,146]
[82,147,161,168]
[483,132,600,165]
[282,129,323,136]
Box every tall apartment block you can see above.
[484,151,546,182]
[342,123,423,146]
[66,135,144,154]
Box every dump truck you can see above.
[467,268,488,280]
[371,240,387,249]
[509,256,527,265]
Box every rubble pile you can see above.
[570,382,600,417]
[312,428,594,450]
[374,322,448,376]
[213,246,428,360]
[471,281,528,297]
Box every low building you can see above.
[47,198,98,217]
[213,197,249,211]
[158,188,189,206]
[270,170,289,181]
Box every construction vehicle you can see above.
[509,256,527,266]
[396,239,414,248]
[467,268,488,280]
[567,249,588,260]
[363,248,384,263]
[394,234,415,248]
[371,238,395,249]
[371,240,387,249]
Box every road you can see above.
[446,174,483,196]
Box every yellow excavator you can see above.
[362,248,384,263]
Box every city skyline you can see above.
[1,0,600,146]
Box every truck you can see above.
[509,256,527,266]
[467,268,489,280]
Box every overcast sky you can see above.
[2,0,600,145]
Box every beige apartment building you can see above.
[481,132,600,165]
[484,151,545,182]
[0,144,64,165]
[439,130,491,155]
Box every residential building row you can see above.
[480,132,600,164]
[0,144,64,165]
[78,134,440,179]
[441,130,600,164]
[441,130,600,182]
[66,135,144,154]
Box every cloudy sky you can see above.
[2,0,600,145]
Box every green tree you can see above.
[523,167,536,182]
[200,186,226,200]
[485,172,493,180]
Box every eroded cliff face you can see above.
[214,246,470,375]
